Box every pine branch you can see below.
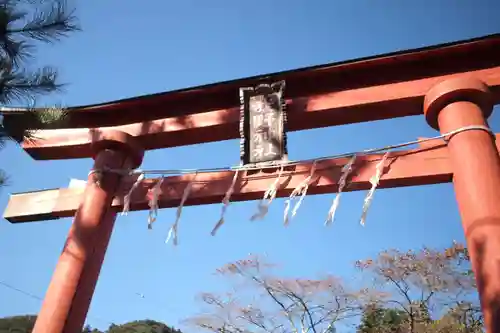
[0,65,64,104]
[0,39,33,66]
[0,129,7,147]
[0,2,33,66]
[7,1,79,43]
[0,1,78,66]
[0,0,78,188]
[32,104,67,125]
[25,104,69,142]
[0,103,68,142]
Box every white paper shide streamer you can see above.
[51,125,492,249]
[166,173,198,245]
[250,165,284,221]
[360,153,389,226]
[284,161,317,226]
[211,170,240,236]
[148,177,164,229]
[325,155,357,226]
[122,173,145,215]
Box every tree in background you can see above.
[2,244,482,333]
[0,314,36,333]
[0,0,79,185]
[187,244,482,333]
[357,305,407,333]
[435,304,483,333]
[107,320,183,333]
[82,325,103,333]
[185,254,373,333]
[355,242,480,333]
[0,315,181,333]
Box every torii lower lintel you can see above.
[7,134,500,224]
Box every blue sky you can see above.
[1,0,500,331]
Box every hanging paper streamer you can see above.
[166,172,198,245]
[147,177,164,229]
[360,153,389,226]
[211,170,240,236]
[122,173,145,216]
[325,155,357,226]
[250,165,285,221]
[284,161,317,226]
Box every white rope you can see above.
[63,124,497,248]
[88,125,494,233]
[90,125,494,177]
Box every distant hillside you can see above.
[0,315,182,333]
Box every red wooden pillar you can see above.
[424,78,500,332]
[32,131,144,333]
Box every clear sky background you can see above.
[1,1,500,331]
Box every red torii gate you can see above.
[3,33,500,333]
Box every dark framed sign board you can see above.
[239,80,288,166]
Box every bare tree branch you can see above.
[187,255,363,333]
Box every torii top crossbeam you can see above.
[3,34,500,333]
[2,33,500,160]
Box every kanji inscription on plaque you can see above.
[239,81,288,165]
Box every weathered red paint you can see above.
[2,34,499,333]
[32,132,143,333]
[19,66,500,161]
[424,78,500,333]
[5,134,500,223]
[2,34,500,130]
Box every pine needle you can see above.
[0,0,79,187]
[0,66,63,104]
[7,0,79,43]
[0,104,68,142]
[0,0,79,67]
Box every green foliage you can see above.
[0,315,181,333]
[358,306,407,333]
[0,315,36,333]
[108,320,183,333]
[0,0,78,185]
[354,242,478,333]
[357,304,484,333]
[0,0,79,104]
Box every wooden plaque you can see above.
[239,81,288,166]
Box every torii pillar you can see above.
[424,78,500,332]
[32,131,144,333]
